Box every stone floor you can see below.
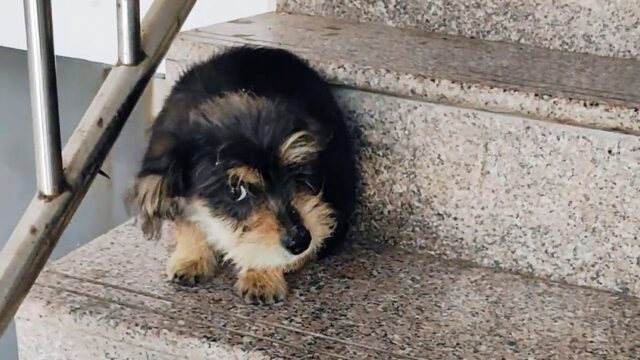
[16,221,640,359]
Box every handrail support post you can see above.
[117,0,142,65]
[24,0,64,197]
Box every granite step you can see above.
[167,13,640,135]
[163,13,640,296]
[16,222,640,359]
[277,0,640,60]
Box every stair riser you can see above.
[335,88,640,295]
[166,59,640,295]
[278,0,640,60]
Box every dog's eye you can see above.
[301,178,321,193]
[288,205,299,218]
[303,180,316,192]
[230,184,248,201]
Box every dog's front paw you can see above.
[235,269,287,304]
[166,251,215,287]
[166,221,216,286]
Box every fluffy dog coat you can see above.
[129,47,356,304]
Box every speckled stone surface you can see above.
[15,222,640,359]
[334,89,640,295]
[277,0,640,60]
[167,13,640,135]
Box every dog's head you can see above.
[130,93,336,268]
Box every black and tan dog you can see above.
[129,47,356,304]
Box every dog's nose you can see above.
[282,227,312,255]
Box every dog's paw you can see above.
[166,253,215,287]
[235,270,287,305]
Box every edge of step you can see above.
[166,12,640,136]
[277,0,640,60]
[15,221,640,359]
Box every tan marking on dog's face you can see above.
[187,199,290,270]
[227,166,264,187]
[279,131,321,166]
[292,192,336,241]
[285,191,336,272]
[186,190,335,271]
[240,206,282,246]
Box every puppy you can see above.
[129,47,356,304]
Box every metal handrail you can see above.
[117,0,142,66]
[24,0,63,197]
[0,0,197,335]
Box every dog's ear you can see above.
[127,131,188,239]
[280,131,321,166]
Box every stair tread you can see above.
[19,221,640,358]
[168,12,640,135]
[277,0,640,60]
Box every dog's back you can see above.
[160,47,343,133]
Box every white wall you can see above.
[0,0,275,67]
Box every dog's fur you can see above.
[129,47,356,304]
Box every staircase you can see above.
[15,2,640,358]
